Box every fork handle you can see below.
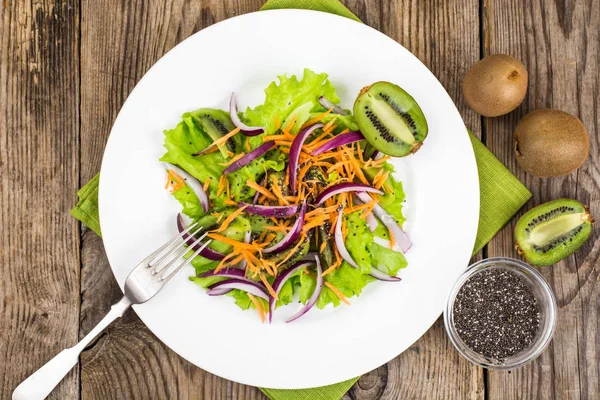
[12,296,132,400]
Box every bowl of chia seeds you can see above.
[444,257,557,369]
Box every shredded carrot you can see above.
[389,228,396,249]
[274,115,281,130]
[244,137,251,152]
[262,133,295,142]
[246,180,276,201]
[264,225,289,232]
[217,175,227,196]
[322,115,339,132]
[207,233,255,250]
[360,201,377,221]
[259,272,278,300]
[303,107,332,127]
[247,293,265,323]
[303,215,328,232]
[224,199,237,206]
[270,177,289,205]
[324,282,351,305]
[349,199,378,214]
[203,178,211,192]
[373,171,390,190]
[258,230,269,242]
[220,152,245,167]
[196,127,241,156]
[214,205,248,233]
[274,140,293,147]
[214,251,241,273]
[165,169,185,192]
[284,114,297,133]
[327,160,351,174]
[319,241,328,254]
[225,176,231,200]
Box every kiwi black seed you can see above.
[192,108,239,157]
[515,198,594,266]
[354,82,428,157]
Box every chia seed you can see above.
[453,269,540,360]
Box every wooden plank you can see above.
[79,0,266,398]
[340,0,485,398]
[483,0,599,399]
[0,0,81,399]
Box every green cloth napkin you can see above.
[71,1,531,398]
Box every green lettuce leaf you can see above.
[243,69,340,142]
[369,242,408,276]
[345,212,374,273]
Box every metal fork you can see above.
[12,222,212,400]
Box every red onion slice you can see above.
[289,124,324,194]
[239,203,300,218]
[164,163,209,213]
[365,212,379,232]
[262,202,307,254]
[268,260,315,323]
[334,208,400,281]
[286,255,323,323]
[355,192,412,253]
[311,131,365,156]
[229,93,265,136]
[177,214,225,261]
[207,278,269,301]
[223,141,274,174]
[315,183,383,205]
[200,268,255,284]
[318,96,347,115]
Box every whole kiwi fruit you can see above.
[515,198,594,266]
[514,109,589,177]
[463,54,528,117]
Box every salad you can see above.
[161,69,428,323]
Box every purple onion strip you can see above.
[268,260,315,323]
[311,131,365,156]
[223,141,274,174]
[286,255,323,323]
[289,123,324,194]
[164,163,209,213]
[229,93,265,136]
[207,278,269,301]
[315,183,384,205]
[239,202,300,218]
[262,203,306,254]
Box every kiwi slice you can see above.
[515,199,594,266]
[354,82,428,157]
[192,109,239,158]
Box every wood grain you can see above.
[2,0,598,399]
[0,0,81,399]
[483,0,599,399]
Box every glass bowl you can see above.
[443,257,557,369]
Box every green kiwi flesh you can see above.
[354,82,428,157]
[192,108,238,158]
[515,199,594,266]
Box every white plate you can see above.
[99,9,479,389]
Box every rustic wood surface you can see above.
[0,0,598,399]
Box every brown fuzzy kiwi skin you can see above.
[513,109,589,178]
[462,54,528,117]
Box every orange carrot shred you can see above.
[247,293,265,323]
[246,180,276,201]
[303,107,332,127]
[203,178,211,192]
[319,241,328,254]
[214,205,248,233]
[259,272,278,300]
[207,233,255,249]
[324,282,351,305]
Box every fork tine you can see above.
[152,231,208,275]
[159,239,213,282]
[150,224,204,273]
[145,220,200,264]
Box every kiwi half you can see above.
[515,199,594,266]
[192,109,239,157]
[354,82,428,157]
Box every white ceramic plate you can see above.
[99,9,479,389]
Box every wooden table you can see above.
[1,0,598,398]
